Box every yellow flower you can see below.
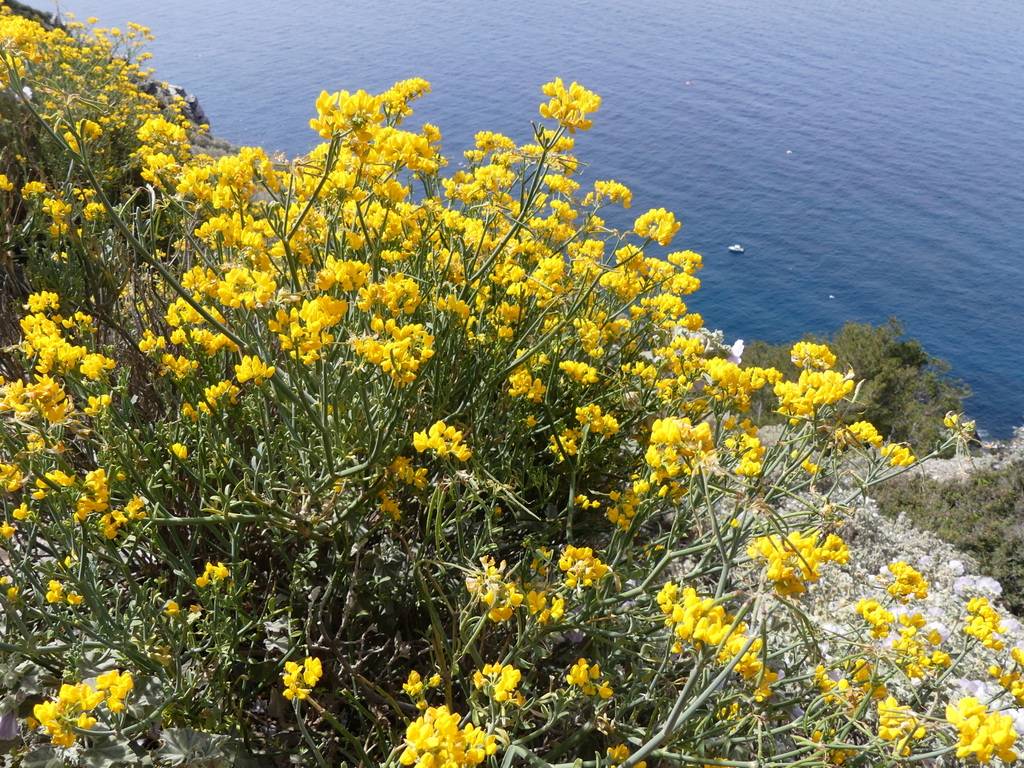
[575,404,619,436]
[526,589,564,625]
[507,367,546,403]
[645,417,715,488]
[789,341,836,370]
[403,670,426,699]
[352,319,434,385]
[21,180,46,198]
[538,78,601,133]
[964,596,1005,650]
[84,393,112,416]
[881,443,916,467]
[877,696,926,756]
[565,658,613,699]
[584,179,632,209]
[774,369,854,420]
[559,360,599,385]
[195,561,230,588]
[235,354,275,385]
[412,420,472,462]
[472,662,523,705]
[45,579,65,604]
[399,705,497,767]
[558,545,610,588]
[748,530,848,596]
[886,561,929,602]
[465,556,523,622]
[95,670,134,713]
[856,598,894,639]
[657,582,777,699]
[607,744,646,768]
[633,208,681,246]
[309,88,383,144]
[170,443,188,460]
[846,420,883,448]
[282,656,323,700]
[946,697,1017,764]
[32,681,106,747]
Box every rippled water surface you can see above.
[38,0,1024,435]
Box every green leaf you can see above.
[80,736,139,767]
[155,728,229,767]
[21,746,64,768]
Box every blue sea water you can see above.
[35,0,1024,436]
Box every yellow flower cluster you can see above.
[607,744,646,768]
[352,318,435,386]
[789,341,837,371]
[644,417,715,488]
[886,561,929,602]
[506,367,545,402]
[195,561,230,588]
[633,208,681,247]
[282,656,323,701]
[19,292,113,381]
[558,545,610,588]
[45,579,83,606]
[725,430,765,477]
[97,670,135,713]
[575,404,620,436]
[881,442,917,467]
[774,369,855,421]
[473,662,523,705]
[891,613,951,679]
[558,359,599,385]
[566,657,613,699]
[403,670,442,710]
[235,355,275,385]
[656,582,777,700]
[525,588,565,625]
[877,696,926,756]
[855,598,895,639]
[815,658,886,706]
[964,597,1006,650]
[946,697,1018,765]
[465,557,523,622]
[399,706,497,768]
[990,648,1024,706]
[412,420,472,462]
[844,420,884,448]
[747,530,849,596]
[32,672,133,747]
[99,495,147,540]
[269,296,347,365]
[538,77,601,133]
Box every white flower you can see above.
[22,86,33,101]
[955,677,994,699]
[727,339,744,364]
[1009,708,1024,736]
[947,559,965,576]
[954,574,1002,597]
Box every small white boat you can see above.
[728,244,744,254]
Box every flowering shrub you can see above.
[0,5,1014,767]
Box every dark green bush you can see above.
[873,461,1024,614]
